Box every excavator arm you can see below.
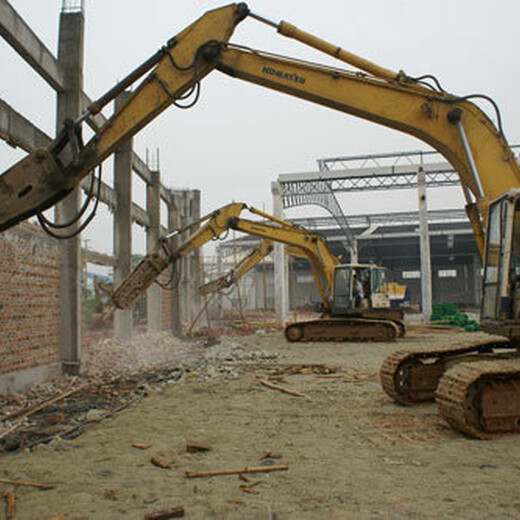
[112,201,339,311]
[111,202,247,309]
[198,238,273,295]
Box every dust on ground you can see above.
[2,327,520,519]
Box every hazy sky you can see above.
[1,0,520,255]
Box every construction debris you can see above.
[271,364,339,376]
[260,451,283,460]
[185,465,289,479]
[2,490,15,519]
[0,478,55,490]
[259,380,308,399]
[151,457,171,469]
[241,486,260,494]
[0,332,200,454]
[83,332,204,379]
[186,443,211,453]
[132,443,151,450]
[2,384,90,423]
[144,506,185,519]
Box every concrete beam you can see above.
[0,0,65,92]
[0,97,51,151]
[83,249,114,266]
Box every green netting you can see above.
[430,302,480,331]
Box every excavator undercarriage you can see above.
[380,337,520,438]
[285,309,405,343]
[285,317,400,343]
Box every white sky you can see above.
[1,0,519,256]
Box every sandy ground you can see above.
[2,328,520,519]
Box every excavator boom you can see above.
[0,3,249,231]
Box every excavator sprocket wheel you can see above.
[436,360,520,439]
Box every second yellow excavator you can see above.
[111,202,405,342]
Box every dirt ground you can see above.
[2,328,520,519]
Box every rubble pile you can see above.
[0,332,207,454]
[83,332,205,378]
[0,332,279,454]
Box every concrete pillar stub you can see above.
[55,11,84,375]
[146,170,161,331]
[113,91,133,339]
[271,181,289,325]
[417,166,432,321]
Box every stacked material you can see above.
[430,303,481,332]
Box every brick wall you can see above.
[0,223,61,376]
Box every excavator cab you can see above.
[330,264,390,315]
[481,189,520,341]
[330,265,354,314]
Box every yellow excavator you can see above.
[111,202,405,341]
[201,240,404,311]
[1,3,520,435]
[90,277,113,329]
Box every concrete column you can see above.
[113,92,133,339]
[216,244,224,317]
[417,166,432,321]
[146,170,161,331]
[189,190,202,323]
[350,238,358,264]
[271,181,289,325]
[55,11,84,375]
[179,191,190,326]
[167,189,182,336]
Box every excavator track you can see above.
[285,317,399,343]
[437,360,520,438]
[380,339,513,405]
